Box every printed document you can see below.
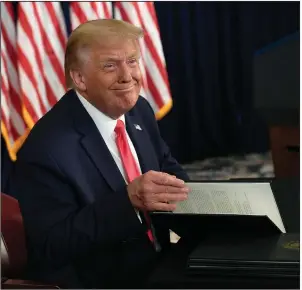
[174,182,286,233]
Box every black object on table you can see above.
[147,178,300,289]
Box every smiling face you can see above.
[71,38,142,119]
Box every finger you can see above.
[152,184,189,194]
[156,193,188,203]
[149,202,177,212]
[152,172,186,188]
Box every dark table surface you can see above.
[147,178,300,289]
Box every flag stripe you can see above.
[19,77,40,125]
[18,61,43,122]
[1,50,25,135]
[1,36,22,116]
[146,2,160,31]
[17,28,45,116]
[1,4,21,97]
[38,4,66,85]
[1,112,18,143]
[45,2,67,51]
[137,2,165,63]
[18,5,48,114]
[96,2,112,19]
[4,1,14,20]
[79,2,97,21]
[90,2,99,17]
[115,5,166,108]
[143,41,171,104]
[70,12,81,31]
[1,7,17,68]
[103,2,111,18]
[34,3,66,102]
[71,2,90,30]
[18,2,67,117]
[31,3,61,109]
[32,3,60,107]
[1,82,19,141]
[1,65,14,139]
[70,2,112,31]
[1,2,27,147]
[131,3,169,85]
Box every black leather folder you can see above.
[151,212,283,243]
[187,233,300,278]
[150,180,286,242]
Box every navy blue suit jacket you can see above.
[10,89,189,288]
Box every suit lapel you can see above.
[68,89,159,190]
[125,114,159,174]
[80,133,125,192]
[68,90,125,192]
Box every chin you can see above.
[114,94,138,116]
[124,94,138,110]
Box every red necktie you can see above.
[114,120,154,243]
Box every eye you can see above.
[127,58,138,66]
[103,63,116,70]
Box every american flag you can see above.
[17,2,67,125]
[1,2,28,161]
[70,2,112,31]
[1,2,171,160]
[1,2,67,160]
[114,2,172,119]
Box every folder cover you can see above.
[150,212,283,243]
[187,233,299,278]
[151,180,287,240]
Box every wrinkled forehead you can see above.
[89,37,140,61]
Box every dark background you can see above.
[154,1,299,163]
[1,1,300,191]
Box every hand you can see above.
[127,170,189,212]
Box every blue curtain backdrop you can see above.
[154,1,299,163]
[1,1,300,192]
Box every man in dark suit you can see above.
[10,19,189,288]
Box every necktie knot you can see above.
[114,119,125,136]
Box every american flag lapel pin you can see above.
[134,124,142,131]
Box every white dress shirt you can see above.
[76,91,142,222]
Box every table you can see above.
[148,178,300,289]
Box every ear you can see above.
[69,69,87,91]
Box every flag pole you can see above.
[111,1,115,19]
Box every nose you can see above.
[118,63,132,83]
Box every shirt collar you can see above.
[76,90,125,140]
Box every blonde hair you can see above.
[64,19,144,88]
